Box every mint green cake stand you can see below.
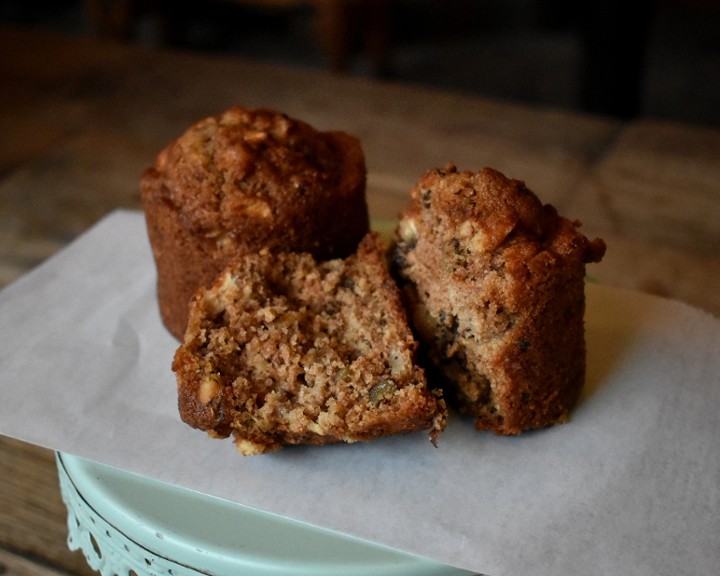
[56,453,479,576]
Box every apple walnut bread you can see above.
[391,164,606,435]
[141,106,369,340]
[173,233,447,455]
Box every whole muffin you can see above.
[391,164,606,435]
[141,107,369,339]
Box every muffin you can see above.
[141,106,369,339]
[173,233,447,455]
[391,164,606,435]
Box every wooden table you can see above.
[1,25,718,575]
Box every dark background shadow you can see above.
[2,0,720,127]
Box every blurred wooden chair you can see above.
[84,0,391,74]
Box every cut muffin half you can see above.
[174,232,446,455]
[392,164,606,435]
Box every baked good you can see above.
[391,164,606,435]
[141,106,369,340]
[173,232,447,455]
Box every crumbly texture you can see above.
[141,106,369,339]
[173,233,447,455]
[391,164,606,435]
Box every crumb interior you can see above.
[175,236,444,454]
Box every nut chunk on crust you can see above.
[173,233,446,455]
[392,164,606,435]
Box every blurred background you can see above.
[2,0,720,127]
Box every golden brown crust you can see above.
[392,164,606,435]
[173,233,446,455]
[141,107,369,339]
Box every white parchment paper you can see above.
[1,210,718,575]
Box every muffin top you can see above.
[398,164,606,267]
[143,107,366,240]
